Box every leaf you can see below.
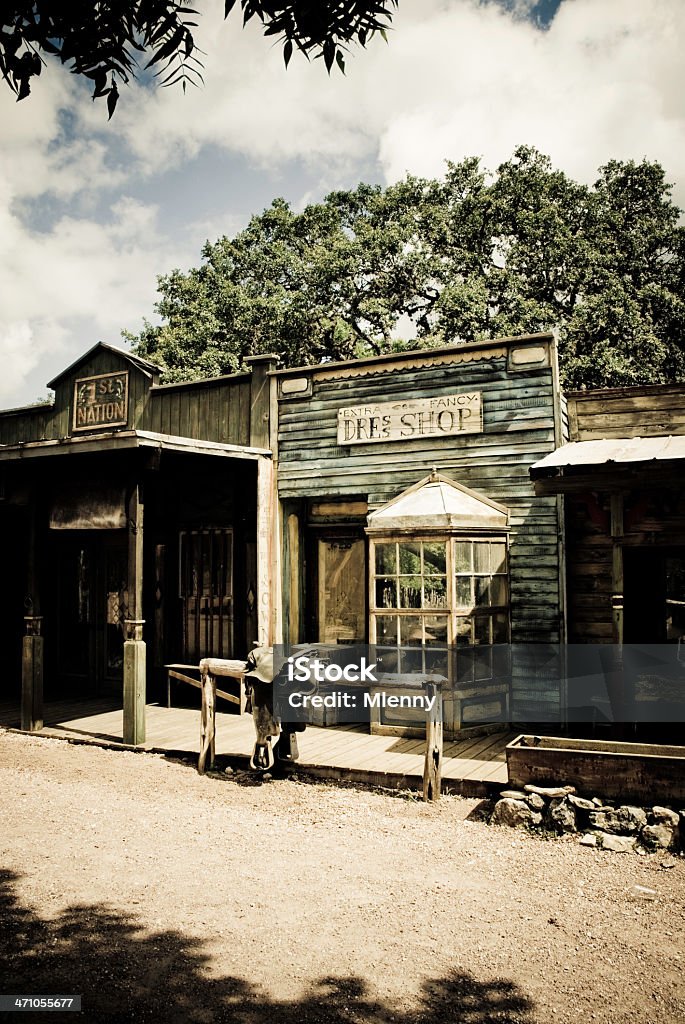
[323,37,334,73]
[145,25,185,70]
[283,39,292,68]
[336,50,345,75]
[224,0,238,17]
[107,80,119,120]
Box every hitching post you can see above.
[423,681,443,802]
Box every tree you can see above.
[124,147,685,390]
[0,1,398,117]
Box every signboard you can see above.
[73,371,129,432]
[337,392,482,446]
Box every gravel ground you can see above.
[0,730,684,1024]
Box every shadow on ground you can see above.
[0,869,534,1024]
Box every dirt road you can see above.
[0,731,683,1023]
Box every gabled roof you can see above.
[47,342,161,389]
[366,471,509,532]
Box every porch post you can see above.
[609,493,626,732]
[21,503,43,732]
[123,482,145,745]
[256,456,274,647]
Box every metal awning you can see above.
[531,436,685,477]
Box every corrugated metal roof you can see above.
[531,436,685,473]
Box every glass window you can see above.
[371,535,510,681]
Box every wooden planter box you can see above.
[506,734,685,804]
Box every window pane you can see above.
[399,576,423,608]
[474,616,491,645]
[423,576,448,609]
[474,543,490,574]
[475,577,491,607]
[398,543,422,574]
[489,575,508,607]
[491,542,507,575]
[375,615,398,644]
[375,542,396,574]
[492,613,510,644]
[376,578,397,609]
[455,541,472,573]
[455,617,472,645]
[423,617,448,644]
[457,577,473,609]
[400,616,424,644]
[423,541,447,574]
[474,648,493,680]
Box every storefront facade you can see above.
[274,332,566,731]
[0,343,275,742]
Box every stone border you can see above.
[491,785,684,855]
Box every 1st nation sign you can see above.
[73,371,129,432]
[337,392,482,445]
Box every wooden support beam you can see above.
[123,482,146,745]
[423,682,443,802]
[21,503,43,732]
[256,456,274,647]
[198,667,217,774]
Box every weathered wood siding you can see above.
[141,375,252,446]
[277,341,563,646]
[567,384,685,441]
[0,349,253,448]
[0,348,154,444]
[565,495,613,643]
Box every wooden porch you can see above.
[0,698,511,795]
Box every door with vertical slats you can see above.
[179,529,233,662]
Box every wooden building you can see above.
[0,331,568,742]
[0,343,276,743]
[275,332,566,732]
[531,384,685,735]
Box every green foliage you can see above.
[126,146,685,390]
[0,1,397,115]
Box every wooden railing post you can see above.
[423,682,443,802]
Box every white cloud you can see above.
[107,0,685,198]
[1,0,684,406]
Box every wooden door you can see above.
[179,529,234,661]
[317,537,366,643]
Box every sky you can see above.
[1,0,684,408]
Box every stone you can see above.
[224,766,234,775]
[651,806,680,828]
[568,794,595,812]
[525,793,546,811]
[592,797,604,807]
[491,798,539,829]
[579,833,597,847]
[499,789,528,801]
[588,806,647,836]
[601,834,636,853]
[632,885,657,900]
[524,784,576,799]
[548,798,578,834]
[640,824,676,851]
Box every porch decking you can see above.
[0,699,512,794]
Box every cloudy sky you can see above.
[2,0,684,408]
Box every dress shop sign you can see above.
[337,392,482,445]
[73,371,129,431]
